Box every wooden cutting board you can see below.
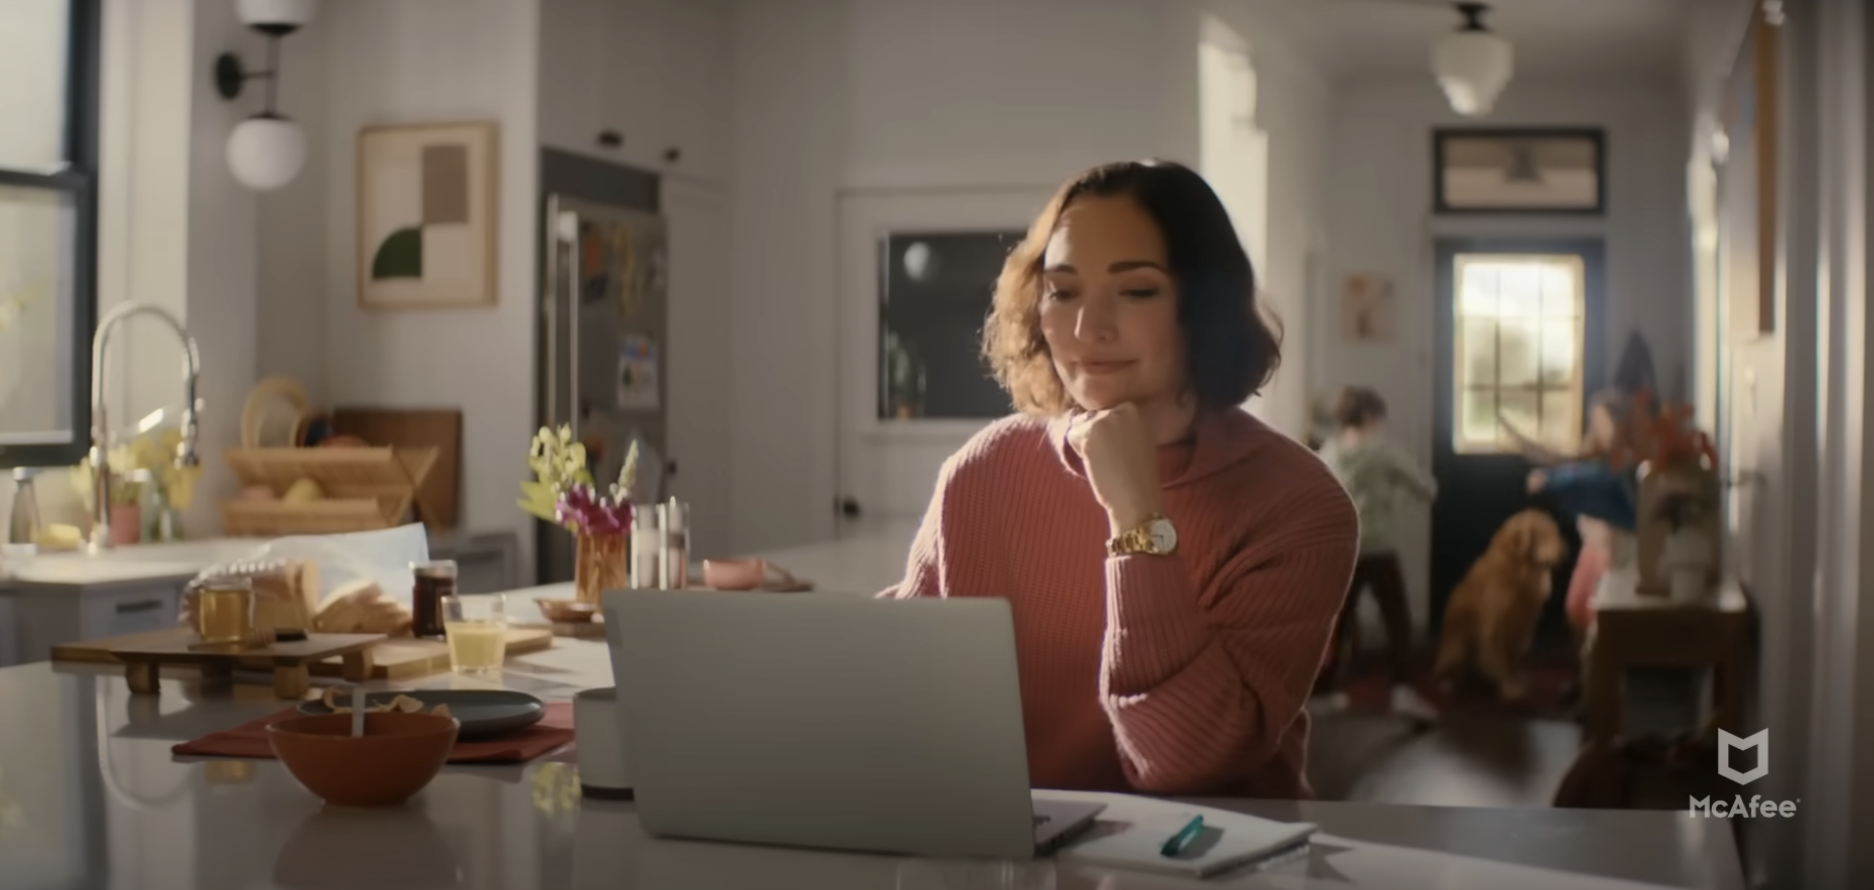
[331,408,462,530]
[52,626,553,681]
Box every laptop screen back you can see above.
[603,590,1041,860]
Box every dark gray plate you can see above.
[298,690,547,738]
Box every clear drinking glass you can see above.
[442,594,508,674]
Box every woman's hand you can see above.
[1067,404,1164,535]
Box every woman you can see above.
[1315,386,1440,721]
[880,160,1359,799]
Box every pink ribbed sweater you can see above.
[881,408,1359,798]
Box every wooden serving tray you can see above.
[108,633,386,699]
[52,626,555,684]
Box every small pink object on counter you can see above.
[701,558,813,592]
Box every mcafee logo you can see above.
[1718,729,1769,785]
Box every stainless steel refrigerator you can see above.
[537,191,669,585]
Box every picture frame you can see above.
[1432,128,1606,215]
[1717,4,1779,339]
[356,121,500,310]
[1340,272,1396,343]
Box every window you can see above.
[877,231,1021,420]
[1453,253,1586,454]
[1434,129,1605,215]
[0,0,100,468]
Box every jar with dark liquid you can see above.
[411,560,458,638]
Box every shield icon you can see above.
[1718,729,1769,785]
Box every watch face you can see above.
[1148,518,1178,553]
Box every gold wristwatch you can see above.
[1108,513,1178,557]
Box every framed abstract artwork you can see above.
[356,121,500,310]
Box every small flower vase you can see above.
[574,531,628,605]
[109,505,142,546]
[1659,527,1717,605]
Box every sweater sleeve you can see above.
[1098,485,1358,794]
[1384,443,1438,502]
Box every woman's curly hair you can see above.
[981,159,1282,416]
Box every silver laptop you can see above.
[601,589,1106,860]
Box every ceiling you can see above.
[1249,0,1692,82]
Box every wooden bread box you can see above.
[220,447,438,537]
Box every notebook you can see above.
[1056,808,1317,879]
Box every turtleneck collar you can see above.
[1045,407,1273,489]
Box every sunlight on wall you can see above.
[1198,18,1269,277]
[1687,118,1721,431]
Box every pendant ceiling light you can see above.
[216,0,318,191]
[1431,2,1513,118]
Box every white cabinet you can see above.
[537,0,731,184]
[655,0,732,184]
[5,576,188,667]
[662,178,733,557]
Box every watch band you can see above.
[1108,513,1170,557]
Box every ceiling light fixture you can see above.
[214,0,317,191]
[1431,2,1514,118]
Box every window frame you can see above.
[1450,252,1589,456]
[0,0,101,469]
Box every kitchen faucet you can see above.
[87,302,202,553]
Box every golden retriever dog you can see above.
[1434,509,1568,701]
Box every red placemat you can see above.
[172,702,576,764]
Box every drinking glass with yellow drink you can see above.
[442,594,507,674]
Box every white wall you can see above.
[254,10,332,405]
[1320,76,1689,628]
[314,0,542,576]
[182,0,261,537]
[728,0,1322,554]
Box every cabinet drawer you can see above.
[81,583,183,640]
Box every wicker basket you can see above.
[220,447,436,537]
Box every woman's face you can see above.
[1037,195,1187,412]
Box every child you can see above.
[1316,386,1441,721]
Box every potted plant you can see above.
[519,425,639,604]
[1629,392,1722,596]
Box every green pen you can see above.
[1159,814,1205,857]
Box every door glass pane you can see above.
[0,185,77,445]
[878,231,1021,420]
[1494,262,1541,319]
[1459,388,1500,448]
[0,1,71,172]
[1540,389,1580,453]
[1497,316,1540,387]
[1459,318,1497,387]
[1458,266,1499,317]
[1541,262,1581,316]
[1539,320,1578,385]
[1497,389,1538,447]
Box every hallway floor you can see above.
[1307,709,1582,807]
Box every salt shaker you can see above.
[658,498,690,590]
[630,503,662,589]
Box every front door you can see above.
[1429,239,1606,642]
[832,188,1052,537]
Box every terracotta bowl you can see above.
[702,558,766,591]
[267,712,459,807]
[535,597,600,623]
